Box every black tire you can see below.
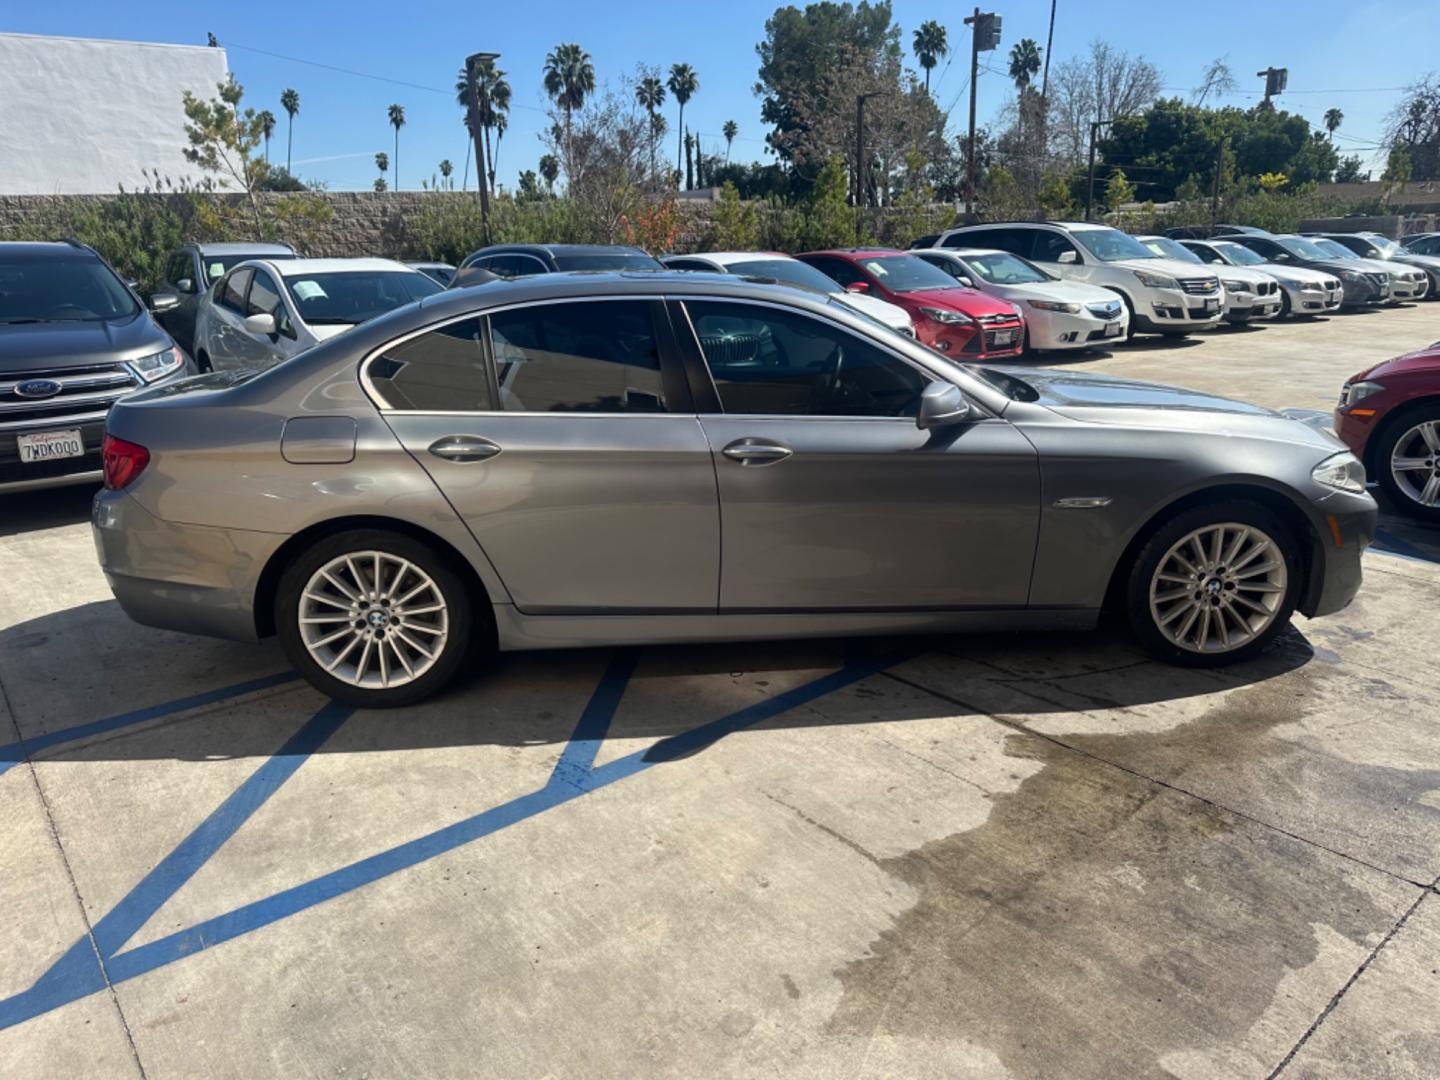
[1113,291,1138,341]
[1277,289,1293,319]
[276,529,480,708]
[1124,500,1300,668]
[196,351,213,374]
[1372,404,1440,523]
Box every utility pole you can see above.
[855,91,886,243]
[1084,119,1111,222]
[1210,136,1227,227]
[962,8,1001,223]
[1256,66,1287,110]
[464,51,499,245]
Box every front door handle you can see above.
[721,439,793,466]
[428,435,502,462]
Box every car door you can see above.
[237,268,288,368]
[374,297,720,613]
[208,267,253,370]
[676,297,1041,611]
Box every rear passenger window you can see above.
[1032,232,1077,262]
[489,300,666,413]
[247,270,281,317]
[369,318,495,411]
[221,268,253,313]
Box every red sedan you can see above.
[796,248,1025,359]
[1335,340,1440,520]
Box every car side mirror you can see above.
[244,312,277,336]
[955,274,974,288]
[1057,250,1078,265]
[917,380,972,431]
[176,277,195,294]
[845,281,870,293]
[148,292,180,314]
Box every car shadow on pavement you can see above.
[0,597,1315,765]
[1116,335,1207,353]
[0,485,97,538]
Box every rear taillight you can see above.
[102,434,150,490]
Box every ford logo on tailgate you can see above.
[14,379,63,399]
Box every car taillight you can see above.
[102,434,150,490]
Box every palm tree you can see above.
[375,151,389,191]
[636,76,666,181]
[280,88,300,174]
[457,60,511,196]
[387,104,406,190]
[258,110,276,165]
[912,21,948,95]
[722,120,738,164]
[1324,108,1344,142]
[439,159,454,190]
[543,43,597,175]
[1008,38,1042,92]
[539,153,559,193]
[1041,1,1057,99]
[667,63,699,185]
[491,112,508,193]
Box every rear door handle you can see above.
[721,439,793,466]
[428,435,501,462]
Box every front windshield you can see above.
[284,271,443,326]
[856,254,960,292]
[1071,227,1159,262]
[0,254,141,323]
[1140,237,1203,264]
[1276,237,1336,261]
[731,258,841,294]
[202,252,296,284]
[1213,242,1265,267]
[962,251,1054,284]
[553,252,664,271]
[1311,238,1359,260]
[1363,235,1402,257]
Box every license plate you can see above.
[1204,297,1220,312]
[1103,322,1124,337]
[992,329,1017,346]
[17,429,84,464]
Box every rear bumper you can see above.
[92,490,283,641]
[1301,492,1377,619]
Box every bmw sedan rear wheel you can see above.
[1126,502,1299,666]
[1374,407,1440,522]
[277,529,475,707]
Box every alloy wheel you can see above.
[298,550,449,689]
[1148,523,1287,654]
[1388,420,1440,508]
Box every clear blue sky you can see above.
[7,1,1434,190]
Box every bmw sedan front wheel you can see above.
[276,529,475,707]
[1374,406,1440,522]
[1125,502,1299,666]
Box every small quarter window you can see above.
[369,318,495,411]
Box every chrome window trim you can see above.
[359,293,669,415]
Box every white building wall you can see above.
[0,33,230,195]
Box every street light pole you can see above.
[465,51,499,246]
[962,9,1001,223]
[1084,119,1112,222]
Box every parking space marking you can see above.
[1372,528,1440,565]
[0,648,906,1031]
[0,671,299,779]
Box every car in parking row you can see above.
[1136,235,1281,325]
[1304,237,1428,302]
[1178,238,1343,318]
[1223,234,1390,308]
[1307,233,1438,300]
[157,241,298,354]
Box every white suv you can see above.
[932,221,1224,339]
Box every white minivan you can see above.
[933,222,1224,340]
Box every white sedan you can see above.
[195,258,443,372]
[660,251,916,338]
[912,248,1128,351]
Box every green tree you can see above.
[912,20,947,94]
[181,76,271,234]
[543,43,597,178]
[802,154,857,248]
[517,169,544,202]
[257,110,276,163]
[668,63,699,185]
[456,59,511,196]
[1037,172,1073,217]
[539,153,560,192]
[375,151,389,189]
[387,104,405,189]
[1384,76,1440,180]
[1257,171,1287,192]
[684,131,695,190]
[1105,167,1135,209]
[636,74,666,180]
[1008,38,1041,92]
[723,119,738,164]
[705,181,759,248]
[1335,155,1367,183]
[1324,108,1343,141]
[1382,144,1413,203]
[280,88,299,173]
[439,158,454,190]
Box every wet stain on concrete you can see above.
[827,663,1423,1079]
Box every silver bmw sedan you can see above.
[92,271,1376,708]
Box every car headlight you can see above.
[918,306,974,325]
[1339,270,1361,282]
[1222,279,1249,292]
[1294,280,1322,291]
[128,347,185,384]
[1027,299,1082,313]
[1133,269,1180,290]
[1312,452,1366,494]
[1340,380,1386,407]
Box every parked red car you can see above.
[796,249,1025,359]
[1335,340,1440,520]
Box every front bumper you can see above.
[92,490,283,641]
[1387,275,1428,301]
[1222,289,1283,323]
[1338,274,1389,306]
[1025,308,1128,350]
[1301,490,1376,619]
[1133,285,1224,332]
[1281,282,1344,314]
[922,318,1024,360]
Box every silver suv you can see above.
[1,241,194,495]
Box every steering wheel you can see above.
[823,343,846,395]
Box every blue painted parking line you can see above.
[0,671,300,779]
[1372,527,1440,566]
[0,648,905,1030]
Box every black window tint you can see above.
[489,301,666,413]
[167,253,192,286]
[1190,244,1221,264]
[247,270,281,317]
[687,301,927,418]
[809,257,864,288]
[941,231,970,248]
[370,318,495,411]
[1032,231,1077,262]
[221,268,253,312]
[665,259,716,271]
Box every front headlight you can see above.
[918,306,974,325]
[1312,452,1366,494]
[1340,380,1386,407]
[128,347,185,384]
[1294,280,1322,291]
[1222,279,1249,292]
[1027,299,1082,313]
[1339,270,1361,282]
[1133,269,1180,290]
